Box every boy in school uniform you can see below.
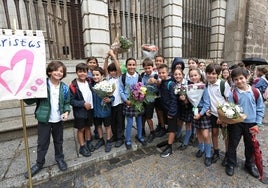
[141,58,159,143]
[205,63,231,165]
[70,63,95,157]
[157,64,178,157]
[225,67,265,177]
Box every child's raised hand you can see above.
[147,77,157,84]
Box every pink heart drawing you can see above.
[0,49,34,95]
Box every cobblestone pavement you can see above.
[1,118,268,188]
[34,126,268,188]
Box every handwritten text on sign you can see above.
[0,32,47,101]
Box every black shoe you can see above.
[211,152,220,163]
[94,138,105,150]
[79,145,91,157]
[155,128,167,137]
[245,164,259,178]
[86,140,95,152]
[222,155,228,167]
[225,165,234,176]
[195,150,204,158]
[115,139,124,148]
[205,157,212,167]
[57,160,67,171]
[125,141,132,150]
[135,135,147,146]
[24,164,43,179]
[155,125,162,133]
[178,144,188,150]
[105,140,112,153]
[146,133,156,143]
[160,145,172,158]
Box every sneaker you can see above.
[205,157,212,167]
[160,146,172,158]
[155,127,167,137]
[135,135,147,146]
[24,163,43,179]
[146,132,156,143]
[125,141,132,150]
[211,152,220,163]
[105,140,112,153]
[195,150,204,158]
[115,139,124,148]
[94,138,105,150]
[225,165,234,176]
[79,145,91,157]
[178,144,187,150]
[86,140,95,152]
[57,160,67,171]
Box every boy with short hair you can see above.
[157,64,178,157]
[225,67,264,177]
[141,58,158,143]
[205,63,231,165]
[70,63,95,157]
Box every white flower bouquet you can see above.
[186,83,206,115]
[141,44,158,58]
[92,80,115,98]
[217,102,247,124]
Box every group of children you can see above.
[24,53,266,181]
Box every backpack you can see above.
[232,87,260,104]
[121,73,142,87]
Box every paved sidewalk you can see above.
[0,121,268,187]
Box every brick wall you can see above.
[244,0,268,59]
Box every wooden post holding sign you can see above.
[0,29,46,187]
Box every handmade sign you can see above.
[0,30,46,101]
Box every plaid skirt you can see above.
[123,103,144,117]
[178,108,193,123]
[192,114,211,129]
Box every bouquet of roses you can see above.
[111,35,133,54]
[174,84,187,96]
[141,44,158,58]
[186,83,206,115]
[217,102,247,125]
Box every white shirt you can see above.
[107,75,123,106]
[207,79,231,117]
[77,80,93,109]
[48,80,61,122]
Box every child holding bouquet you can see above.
[225,67,264,177]
[103,50,125,148]
[92,67,115,152]
[205,63,231,165]
[119,58,147,149]
[173,68,192,150]
[158,64,178,157]
[188,68,212,166]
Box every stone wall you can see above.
[243,0,268,59]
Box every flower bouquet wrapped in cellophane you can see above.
[186,83,206,115]
[217,102,247,125]
[111,34,133,54]
[141,44,158,58]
